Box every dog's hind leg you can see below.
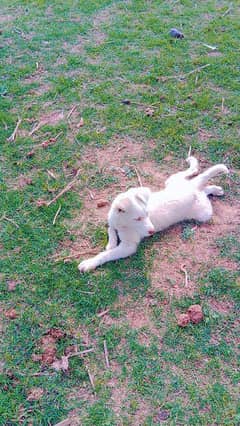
[106,226,118,250]
[204,185,224,196]
[192,164,229,190]
[165,156,199,186]
[191,192,213,222]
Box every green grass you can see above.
[1,0,239,424]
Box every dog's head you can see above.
[109,187,155,240]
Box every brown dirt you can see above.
[100,294,166,347]
[56,137,164,260]
[207,50,223,57]
[150,200,239,298]
[0,15,14,23]
[56,141,238,300]
[108,374,151,425]
[109,378,128,418]
[198,127,214,143]
[208,298,234,314]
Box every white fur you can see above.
[78,156,229,272]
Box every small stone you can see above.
[170,28,184,39]
[5,308,18,319]
[26,150,35,158]
[97,200,109,208]
[157,409,170,421]
[121,99,131,105]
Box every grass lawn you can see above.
[0,0,239,424]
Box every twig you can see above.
[202,43,217,51]
[158,64,211,81]
[67,105,77,119]
[97,308,110,318]
[103,340,110,368]
[54,249,99,262]
[29,122,42,136]
[3,120,8,130]
[67,348,94,358]
[54,419,72,426]
[47,168,81,207]
[52,205,61,225]
[47,170,57,180]
[7,118,22,142]
[221,97,225,113]
[180,264,189,287]
[116,145,127,153]
[1,214,19,228]
[87,188,95,200]
[222,7,231,17]
[187,146,192,158]
[134,166,143,186]
[31,371,54,377]
[86,364,96,394]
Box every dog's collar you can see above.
[115,229,121,245]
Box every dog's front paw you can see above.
[78,258,98,273]
[214,186,224,196]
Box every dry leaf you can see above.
[27,387,44,401]
[40,335,56,347]
[47,328,65,340]
[5,308,18,319]
[64,345,78,356]
[51,356,69,372]
[26,150,35,158]
[145,107,154,116]
[18,177,33,188]
[7,280,20,292]
[77,117,84,128]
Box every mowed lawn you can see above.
[0,1,239,425]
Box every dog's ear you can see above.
[135,188,151,206]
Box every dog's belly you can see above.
[147,189,196,232]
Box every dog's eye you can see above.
[135,217,143,221]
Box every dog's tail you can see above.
[192,164,229,190]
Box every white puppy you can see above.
[78,156,228,272]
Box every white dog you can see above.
[78,156,228,272]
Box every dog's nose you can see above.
[148,229,155,235]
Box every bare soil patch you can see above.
[150,200,239,298]
[108,374,151,425]
[56,137,163,260]
[208,298,234,314]
[0,14,15,24]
